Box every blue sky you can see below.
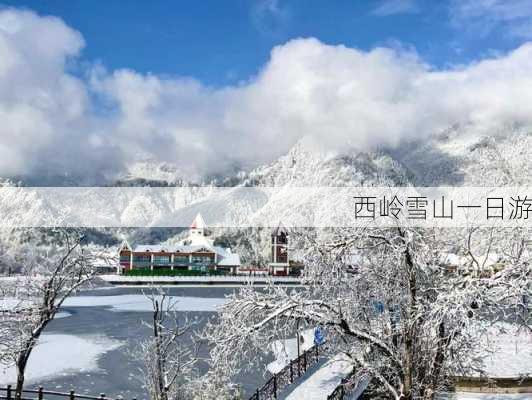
[1,0,530,86]
[1,0,532,182]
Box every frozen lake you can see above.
[0,286,269,399]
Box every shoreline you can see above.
[97,274,302,286]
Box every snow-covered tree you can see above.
[0,228,106,399]
[204,226,531,400]
[131,292,198,400]
[132,290,241,400]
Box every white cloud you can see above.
[450,0,532,38]
[2,8,532,183]
[0,8,121,182]
[251,0,289,36]
[95,38,532,180]
[371,0,418,17]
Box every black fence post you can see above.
[290,360,293,383]
[70,389,75,400]
[38,387,43,400]
[6,385,11,400]
[273,374,277,399]
[100,394,106,400]
[256,388,259,400]
[303,351,307,371]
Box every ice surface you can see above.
[0,334,122,385]
[62,294,226,312]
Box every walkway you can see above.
[282,354,352,400]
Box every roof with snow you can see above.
[217,252,241,266]
[190,213,206,229]
[272,222,288,237]
[131,244,240,265]
[134,244,213,253]
[119,240,132,252]
[127,212,240,266]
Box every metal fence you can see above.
[327,371,371,400]
[0,386,130,400]
[248,345,322,400]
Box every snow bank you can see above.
[438,393,532,400]
[0,334,122,385]
[99,274,300,284]
[479,323,532,378]
[267,329,315,374]
[0,298,70,318]
[284,354,352,400]
[54,311,71,319]
[62,294,226,312]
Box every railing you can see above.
[248,344,322,400]
[327,370,371,400]
[327,379,348,400]
[0,386,132,400]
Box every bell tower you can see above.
[118,240,132,274]
[269,223,289,276]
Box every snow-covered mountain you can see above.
[392,125,532,186]
[241,138,412,187]
[114,161,190,187]
[1,126,531,264]
[114,126,532,189]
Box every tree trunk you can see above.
[14,317,51,400]
[423,322,447,400]
[152,300,168,400]
[402,333,414,400]
[15,352,29,400]
[402,230,416,400]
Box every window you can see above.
[133,255,151,266]
[277,232,288,244]
[174,255,189,265]
[153,255,171,264]
[191,256,213,265]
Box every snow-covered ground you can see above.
[267,329,315,374]
[479,323,532,378]
[54,311,71,319]
[2,292,227,314]
[438,393,532,400]
[283,354,352,400]
[0,334,122,385]
[99,274,301,284]
[62,294,226,312]
[0,298,70,318]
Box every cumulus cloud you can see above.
[0,8,121,183]
[2,8,532,183]
[95,39,532,179]
[450,0,532,38]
